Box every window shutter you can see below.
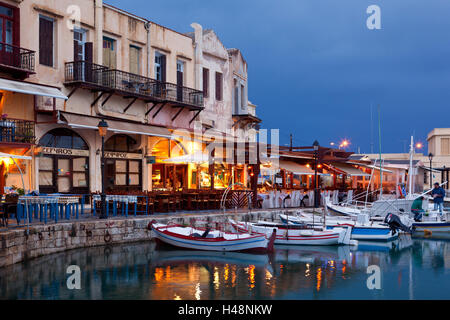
[215,72,222,101]
[39,18,53,67]
[129,46,139,74]
[203,68,209,97]
[234,86,239,114]
[161,55,166,83]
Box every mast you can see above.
[408,136,414,197]
[378,105,383,199]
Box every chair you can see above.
[2,194,19,226]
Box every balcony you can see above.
[0,42,35,79]
[0,118,35,145]
[64,61,204,110]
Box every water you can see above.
[1,235,450,300]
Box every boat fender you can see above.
[104,230,112,243]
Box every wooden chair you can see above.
[2,194,19,226]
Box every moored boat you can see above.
[229,219,352,246]
[151,222,276,253]
[280,213,398,242]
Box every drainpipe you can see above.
[145,21,152,78]
[190,23,203,91]
[95,0,103,66]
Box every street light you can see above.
[313,140,320,208]
[428,152,434,189]
[98,119,109,219]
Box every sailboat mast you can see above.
[408,136,414,197]
[378,105,383,198]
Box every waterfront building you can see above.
[0,0,259,196]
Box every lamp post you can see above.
[98,119,108,219]
[428,152,434,189]
[313,140,320,208]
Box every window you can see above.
[215,72,223,101]
[441,138,450,155]
[73,28,86,61]
[39,16,54,67]
[155,52,166,81]
[241,84,245,110]
[105,134,140,153]
[103,36,116,69]
[0,4,14,47]
[203,68,209,97]
[129,45,141,74]
[40,128,88,150]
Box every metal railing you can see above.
[102,68,162,100]
[64,61,204,108]
[64,61,109,87]
[163,82,204,108]
[0,42,35,73]
[0,118,35,144]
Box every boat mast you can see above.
[408,135,414,198]
[378,105,383,199]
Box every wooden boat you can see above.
[280,213,398,242]
[151,222,276,253]
[229,219,352,246]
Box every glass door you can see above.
[0,5,15,66]
[57,158,71,193]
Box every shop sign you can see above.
[146,156,156,164]
[104,152,143,160]
[41,147,89,157]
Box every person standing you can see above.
[431,182,446,217]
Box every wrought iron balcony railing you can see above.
[0,118,35,144]
[64,61,204,109]
[164,82,204,109]
[0,42,35,77]
[64,61,109,88]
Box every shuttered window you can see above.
[215,72,223,101]
[103,37,116,69]
[441,138,450,155]
[203,68,209,97]
[129,45,140,74]
[39,16,54,67]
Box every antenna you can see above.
[370,103,374,154]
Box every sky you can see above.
[107,0,450,153]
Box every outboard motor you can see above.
[384,213,414,235]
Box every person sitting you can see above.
[411,196,425,222]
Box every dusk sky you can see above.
[107,0,450,153]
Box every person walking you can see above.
[431,182,446,218]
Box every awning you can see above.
[0,78,67,100]
[330,163,370,177]
[59,112,172,139]
[359,164,393,173]
[0,152,32,160]
[278,160,317,175]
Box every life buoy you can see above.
[104,231,112,243]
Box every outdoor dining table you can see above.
[182,193,199,210]
[17,195,83,224]
[92,195,138,217]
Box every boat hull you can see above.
[412,221,450,233]
[230,221,343,246]
[152,225,270,252]
[280,214,397,241]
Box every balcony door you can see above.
[0,3,18,68]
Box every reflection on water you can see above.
[1,235,450,300]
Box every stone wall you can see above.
[0,210,292,269]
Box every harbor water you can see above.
[0,235,449,300]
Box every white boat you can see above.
[280,212,398,242]
[229,219,353,246]
[325,199,362,217]
[151,222,276,253]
